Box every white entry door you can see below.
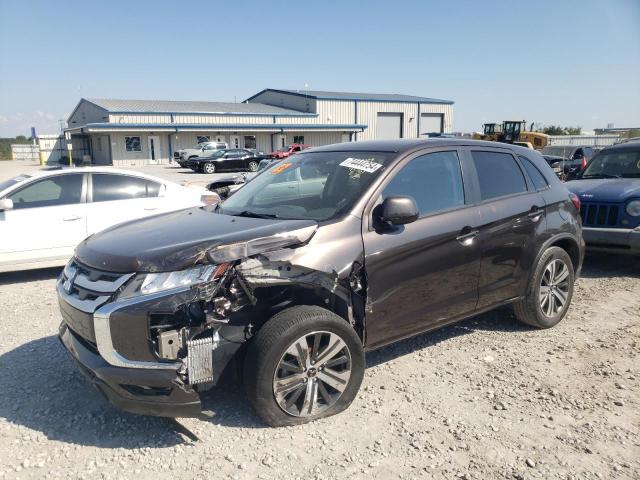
[148,136,161,164]
[229,135,240,149]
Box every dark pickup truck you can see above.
[541,145,595,180]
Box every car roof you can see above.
[602,141,640,152]
[306,138,528,154]
[16,166,174,184]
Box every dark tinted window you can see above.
[383,151,464,216]
[92,174,148,202]
[8,174,83,209]
[471,151,527,200]
[519,156,549,190]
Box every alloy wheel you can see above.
[248,161,258,172]
[539,259,570,317]
[203,163,215,174]
[273,331,352,417]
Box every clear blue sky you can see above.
[1,0,639,137]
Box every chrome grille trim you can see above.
[57,280,110,313]
[73,272,134,294]
[93,286,187,370]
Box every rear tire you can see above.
[248,161,259,172]
[203,162,216,174]
[513,246,575,328]
[244,305,365,427]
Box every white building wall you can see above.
[356,102,418,141]
[68,100,109,128]
[419,103,454,133]
[248,91,317,113]
[108,133,170,166]
[273,100,354,125]
[109,114,172,124]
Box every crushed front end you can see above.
[57,259,251,417]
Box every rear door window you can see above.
[8,174,83,209]
[382,151,465,217]
[92,174,148,202]
[471,151,527,201]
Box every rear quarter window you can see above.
[518,155,549,190]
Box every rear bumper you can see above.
[582,226,640,254]
[59,323,202,417]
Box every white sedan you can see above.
[0,167,216,272]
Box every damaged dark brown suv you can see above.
[57,139,584,426]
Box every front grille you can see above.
[58,259,134,343]
[580,203,622,228]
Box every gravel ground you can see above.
[0,253,638,479]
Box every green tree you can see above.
[542,125,566,135]
[542,125,582,135]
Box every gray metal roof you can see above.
[85,98,312,115]
[246,88,454,104]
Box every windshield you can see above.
[219,151,395,221]
[0,174,30,193]
[541,146,572,157]
[581,148,640,179]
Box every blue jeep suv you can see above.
[566,141,640,254]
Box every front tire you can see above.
[513,246,575,328]
[202,162,216,174]
[244,305,365,427]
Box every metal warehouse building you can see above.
[64,88,454,166]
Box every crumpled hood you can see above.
[75,207,317,273]
[565,178,640,203]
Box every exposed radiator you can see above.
[186,333,218,384]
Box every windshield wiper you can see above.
[582,173,622,179]
[232,210,280,219]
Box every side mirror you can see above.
[0,198,14,211]
[379,196,419,226]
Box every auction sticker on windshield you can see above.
[271,163,292,174]
[339,158,383,173]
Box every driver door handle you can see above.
[62,215,82,221]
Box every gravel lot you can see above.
[0,253,638,480]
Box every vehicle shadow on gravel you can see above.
[0,267,62,285]
[366,306,528,368]
[0,335,190,448]
[580,253,640,279]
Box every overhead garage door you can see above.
[376,113,403,140]
[420,113,443,135]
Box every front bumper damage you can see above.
[57,220,366,417]
[59,323,202,417]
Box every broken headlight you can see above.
[140,266,217,294]
[118,265,222,299]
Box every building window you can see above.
[196,135,210,144]
[125,136,141,152]
[243,135,256,149]
[293,135,305,144]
